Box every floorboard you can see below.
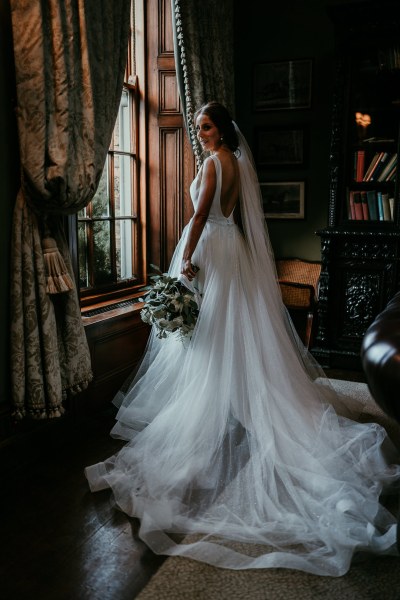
[0,368,367,600]
[0,410,166,600]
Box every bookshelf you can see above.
[346,60,399,225]
[312,0,400,370]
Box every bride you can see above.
[85,101,400,576]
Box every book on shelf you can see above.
[353,191,364,220]
[389,197,395,220]
[369,152,392,181]
[354,150,366,181]
[363,151,385,181]
[376,191,384,221]
[375,191,393,221]
[348,189,395,221]
[382,193,391,221]
[386,165,397,182]
[377,153,397,181]
[376,191,384,220]
[360,191,369,219]
[347,190,356,219]
[366,189,379,220]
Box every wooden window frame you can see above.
[68,0,147,310]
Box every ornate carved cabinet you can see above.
[312,1,400,369]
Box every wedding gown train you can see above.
[85,131,400,576]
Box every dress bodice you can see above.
[189,154,236,226]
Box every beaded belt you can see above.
[206,217,236,226]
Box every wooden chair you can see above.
[275,258,321,349]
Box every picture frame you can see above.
[253,59,312,111]
[261,181,305,219]
[255,127,305,167]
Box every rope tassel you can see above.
[41,236,74,294]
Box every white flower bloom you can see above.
[153,307,167,319]
[171,299,184,311]
[158,318,170,328]
[140,273,199,341]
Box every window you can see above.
[77,2,144,305]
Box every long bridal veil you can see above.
[232,123,345,403]
[85,122,400,576]
[233,125,322,374]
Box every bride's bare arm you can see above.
[181,158,216,280]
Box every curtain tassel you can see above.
[41,236,74,294]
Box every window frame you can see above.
[68,0,147,310]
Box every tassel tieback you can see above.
[12,405,65,420]
[42,236,74,294]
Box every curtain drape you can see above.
[9,0,131,419]
[172,0,235,164]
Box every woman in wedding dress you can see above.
[85,101,400,576]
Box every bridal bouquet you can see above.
[139,265,200,340]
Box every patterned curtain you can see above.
[172,0,235,164]
[9,0,131,419]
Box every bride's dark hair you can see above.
[194,101,239,152]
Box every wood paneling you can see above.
[147,0,195,272]
[159,0,174,55]
[160,127,183,268]
[75,309,150,415]
[159,70,180,114]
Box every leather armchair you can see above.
[361,290,400,552]
[361,290,400,424]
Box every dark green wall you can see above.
[0,0,18,408]
[234,0,348,260]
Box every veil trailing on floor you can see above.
[85,123,400,577]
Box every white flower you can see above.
[140,309,152,324]
[152,306,167,318]
[139,269,200,342]
[171,298,184,311]
[172,316,184,327]
[158,318,171,329]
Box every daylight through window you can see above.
[78,4,140,297]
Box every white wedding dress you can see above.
[85,127,400,576]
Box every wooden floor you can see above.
[0,409,166,600]
[0,368,367,600]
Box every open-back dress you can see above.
[85,131,400,576]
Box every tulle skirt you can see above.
[85,220,400,576]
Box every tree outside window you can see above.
[78,2,142,302]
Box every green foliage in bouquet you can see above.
[139,265,200,340]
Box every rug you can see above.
[136,554,400,600]
[329,378,400,451]
[136,379,400,600]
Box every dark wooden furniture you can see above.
[70,304,150,416]
[312,1,400,370]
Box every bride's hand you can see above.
[181,259,198,281]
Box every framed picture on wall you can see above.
[255,127,305,167]
[253,59,312,111]
[261,181,305,219]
